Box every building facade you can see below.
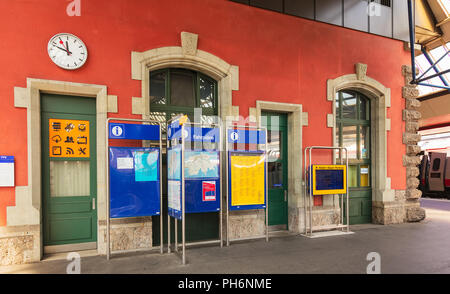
[0,0,424,265]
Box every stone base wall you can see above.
[311,207,340,228]
[227,210,265,240]
[288,207,301,234]
[98,216,153,254]
[372,190,406,224]
[0,225,40,266]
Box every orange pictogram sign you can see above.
[49,118,90,158]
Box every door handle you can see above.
[92,198,96,210]
[284,190,287,202]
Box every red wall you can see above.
[0,0,409,226]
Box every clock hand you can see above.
[65,41,71,56]
[55,46,71,54]
[58,39,72,56]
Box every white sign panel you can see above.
[168,180,181,211]
[0,156,14,187]
[117,157,134,169]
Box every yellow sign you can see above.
[49,119,90,158]
[312,165,347,195]
[179,115,188,126]
[230,154,265,206]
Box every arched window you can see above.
[149,68,218,131]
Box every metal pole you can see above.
[417,83,450,91]
[106,119,111,260]
[167,124,171,255]
[309,148,313,237]
[168,216,171,254]
[174,217,178,252]
[415,68,450,84]
[345,148,349,232]
[407,0,416,83]
[226,123,230,247]
[419,47,449,86]
[181,123,186,265]
[264,127,269,242]
[303,147,308,235]
[219,125,223,247]
[159,126,163,254]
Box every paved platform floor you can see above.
[1,198,450,274]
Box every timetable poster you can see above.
[230,153,265,206]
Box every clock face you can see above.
[47,33,87,70]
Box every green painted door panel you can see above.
[262,112,288,228]
[49,217,93,242]
[41,94,97,246]
[342,189,372,224]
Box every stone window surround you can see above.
[12,78,115,260]
[327,64,396,204]
[130,32,239,120]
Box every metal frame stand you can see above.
[106,118,163,260]
[225,124,269,246]
[166,116,223,265]
[302,146,353,238]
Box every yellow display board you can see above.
[312,164,346,195]
[230,154,265,206]
[49,118,90,158]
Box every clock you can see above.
[47,33,88,70]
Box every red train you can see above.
[419,152,450,198]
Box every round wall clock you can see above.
[47,33,88,70]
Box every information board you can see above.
[312,164,347,195]
[109,147,161,218]
[228,152,266,210]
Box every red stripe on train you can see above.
[445,179,450,187]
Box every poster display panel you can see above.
[228,152,266,210]
[109,147,160,218]
[311,164,347,195]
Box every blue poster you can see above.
[134,150,159,182]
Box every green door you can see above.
[41,94,97,247]
[262,112,288,229]
[335,91,372,224]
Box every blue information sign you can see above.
[168,124,220,143]
[109,123,160,140]
[227,129,266,145]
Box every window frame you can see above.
[335,90,371,188]
[149,68,218,117]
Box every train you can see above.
[419,151,450,199]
